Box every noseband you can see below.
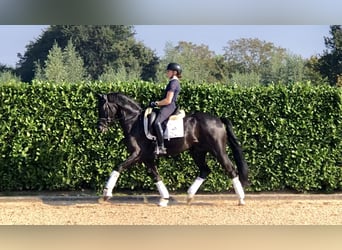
[99,97,118,126]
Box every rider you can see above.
[150,62,182,155]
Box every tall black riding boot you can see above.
[155,122,167,155]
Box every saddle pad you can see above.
[143,107,185,140]
[164,118,184,139]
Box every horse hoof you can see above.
[158,198,169,207]
[187,195,194,205]
[98,197,107,204]
[238,199,245,206]
[103,196,111,202]
[102,189,112,201]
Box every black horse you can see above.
[97,92,248,206]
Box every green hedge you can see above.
[0,81,341,193]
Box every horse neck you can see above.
[118,106,140,130]
[113,95,142,133]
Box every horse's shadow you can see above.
[41,195,213,206]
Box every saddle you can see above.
[143,107,185,141]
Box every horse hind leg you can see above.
[232,176,245,205]
[146,161,170,207]
[215,148,245,206]
[187,177,205,204]
[187,151,211,204]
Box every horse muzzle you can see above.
[97,122,108,133]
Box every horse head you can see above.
[97,93,119,132]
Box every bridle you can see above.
[98,97,118,125]
[98,96,140,128]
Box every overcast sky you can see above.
[0,25,330,67]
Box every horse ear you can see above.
[97,94,106,100]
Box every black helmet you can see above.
[166,63,182,75]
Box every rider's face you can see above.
[166,70,174,79]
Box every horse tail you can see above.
[220,117,249,186]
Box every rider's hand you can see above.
[150,101,157,108]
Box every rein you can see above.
[101,97,140,125]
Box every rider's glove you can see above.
[150,101,157,108]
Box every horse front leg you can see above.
[103,152,140,201]
[145,162,169,207]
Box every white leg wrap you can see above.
[156,181,169,207]
[156,181,169,199]
[104,170,120,196]
[232,176,245,205]
[187,177,205,196]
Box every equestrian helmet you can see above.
[166,63,182,75]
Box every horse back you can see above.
[183,112,226,142]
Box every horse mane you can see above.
[107,92,142,112]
